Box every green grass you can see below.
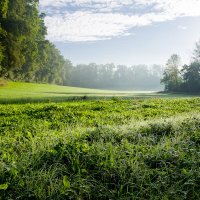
[1,81,198,103]
[1,98,200,199]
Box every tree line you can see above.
[0,0,163,91]
[0,0,72,85]
[70,63,163,90]
[0,0,199,92]
[161,42,200,93]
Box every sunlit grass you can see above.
[0,98,200,199]
[0,81,198,104]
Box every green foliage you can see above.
[161,44,200,93]
[0,0,9,18]
[0,0,69,85]
[161,54,182,92]
[0,98,200,199]
[63,176,71,189]
[0,43,4,72]
[181,62,200,92]
[63,59,73,86]
[0,183,8,190]
[0,0,8,71]
[0,0,38,75]
[35,42,65,84]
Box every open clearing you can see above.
[0,81,198,103]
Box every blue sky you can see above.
[40,0,200,66]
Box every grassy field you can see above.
[0,81,198,103]
[1,90,200,199]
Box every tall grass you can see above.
[0,98,200,199]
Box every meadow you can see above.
[0,81,197,104]
[0,82,200,199]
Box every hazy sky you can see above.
[40,0,200,66]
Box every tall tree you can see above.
[0,0,9,72]
[181,62,200,92]
[0,0,71,85]
[0,0,41,78]
[63,59,73,86]
[161,54,182,91]
[35,42,65,84]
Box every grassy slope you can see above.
[0,98,200,199]
[1,81,198,103]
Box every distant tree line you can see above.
[70,64,164,90]
[161,42,200,93]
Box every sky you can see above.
[40,0,200,66]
